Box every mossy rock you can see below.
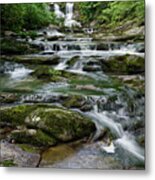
[62,95,93,111]
[101,55,144,75]
[25,106,96,142]
[1,105,96,145]
[11,129,56,147]
[0,38,39,55]
[31,66,64,82]
[0,105,38,126]
[62,95,85,108]
[1,55,60,65]
[66,56,80,67]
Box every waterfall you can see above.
[64,3,81,28]
[54,4,65,18]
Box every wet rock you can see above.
[10,129,56,147]
[66,56,80,67]
[25,106,96,142]
[0,141,40,167]
[0,105,38,127]
[83,65,101,72]
[96,43,109,51]
[83,59,102,72]
[21,94,68,104]
[2,55,60,65]
[31,66,63,82]
[136,43,145,53]
[0,38,40,55]
[62,95,93,112]
[0,105,96,145]
[39,142,81,167]
[0,93,19,104]
[101,55,144,75]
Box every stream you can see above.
[0,3,145,169]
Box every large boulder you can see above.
[25,106,96,142]
[0,105,96,146]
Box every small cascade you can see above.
[115,134,145,162]
[54,3,65,18]
[64,3,81,28]
[1,61,33,80]
[84,94,144,162]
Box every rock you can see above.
[0,105,38,126]
[0,93,19,104]
[136,43,145,53]
[31,66,63,82]
[83,59,102,72]
[124,26,145,36]
[66,56,80,67]
[0,38,40,55]
[25,106,96,142]
[0,105,96,145]
[114,75,145,92]
[1,55,60,65]
[101,55,144,75]
[83,65,101,72]
[96,43,109,51]
[4,31,17,37]
[62,95,93,112]
[44,30,65,41]
[0,141,40,167]
[39,144,76,167]
[10,129,56,147]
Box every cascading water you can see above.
[85,93,145,164]
[64,3,81,28]
[54,3,65,18]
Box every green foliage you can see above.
[1,3,55,31]
[77,0,145,28]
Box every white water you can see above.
[115,134,145,161]
[86,105,144,161]
[54,3,65,18]
[8,67,33,80]
[64,3,81,28]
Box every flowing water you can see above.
[0,3,145,169]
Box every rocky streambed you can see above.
[0,26,145,169]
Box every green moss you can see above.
[11,129,56,147]
[0,160,16,167]
[101,55,144,75]
[31,66,63,82]
[26,107,96,142]
[0,105,37,126]
[17,144,41,153]
[62,95,85,108]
